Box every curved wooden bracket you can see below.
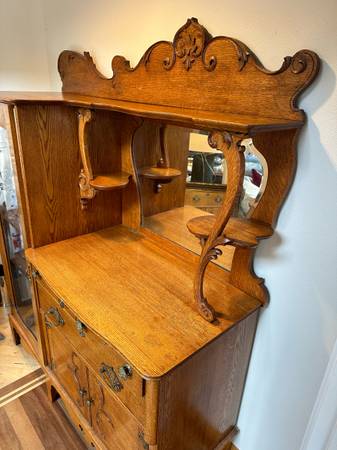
[229,129,300,304]
[78,108,96,209]
[194,131,246,322]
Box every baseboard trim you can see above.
[0,368,47,407]
[300,339,337,450]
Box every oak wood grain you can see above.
[57,18,319,124]
[88,370,144,450]
[26,225,260,378]
[143,205,234,271]
[0,91,306,133]
[14,105,123,247]
[37,277,145,423]
[134,122,190,218]
[187,215,273,247]
[157,311,258,449]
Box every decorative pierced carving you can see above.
[58,19,320,123]
[162,18,251,73]
[174,17,211,71]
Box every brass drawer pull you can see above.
[100,363,123,392]
[76,319,86,337]
[214,195,222,203]
[138,432,149,449]
[45,307,65,328]
[79,388,87,398]
[118,364,132,380]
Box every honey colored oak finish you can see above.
[0,17,319,450]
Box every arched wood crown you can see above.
[58,17,319,123]
[58,18,320,322]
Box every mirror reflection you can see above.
[141,127,266,270]
[0,127,36,337]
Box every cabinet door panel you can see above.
[47,325,90,421]
[36,276,145,423]
[88,371,144,450]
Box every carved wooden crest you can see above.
[58,17,319,121]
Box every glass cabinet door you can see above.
[0,126,36,339]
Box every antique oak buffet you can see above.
[0,18,319,450]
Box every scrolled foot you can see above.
[197,298,216,322]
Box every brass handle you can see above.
[45,307,65,328]
[100,363,123,392]
[214,195,222,203]
[192,195,200,202]
[118,364,133,380]
[79,388,87,398]
[76,319,86,337]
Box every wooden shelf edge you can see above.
[0,92,304,134]
[187,215,273,247]
[89,172,131,190]
[139,166,182,181]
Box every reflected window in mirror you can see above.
[239,138,267,218]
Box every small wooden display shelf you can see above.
[138,124,182,193]
[89,172,131,190]
[187,215,273,247]
[138,166,181,181]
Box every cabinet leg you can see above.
[46,380,60,403]
[8,317,21,345]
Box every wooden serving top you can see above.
[26,225,260,378]
[0,92,303,134]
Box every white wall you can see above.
[1,1,337,449]
[0,0,50,90]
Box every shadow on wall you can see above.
[236,59,337,450]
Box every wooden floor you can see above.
[0,306,40,390]
[0,385,87,450]
[0,384,240,450]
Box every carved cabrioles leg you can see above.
[194,131,246,322]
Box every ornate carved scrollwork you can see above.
[163,17,214,71]
[95,382,114,439]
[78,108,96,210]
[67,352,87,407]
[174,17,211,71]
[194,131,246,322]
[162,18,251,73]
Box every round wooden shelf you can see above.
[187,215,273,247]
[89,172,131,191]
[138,166,182,182]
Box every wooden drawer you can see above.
[37,278,145,424]
[89,370,144,450]
[185,188,225,209]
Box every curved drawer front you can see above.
[37,278,145,424]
